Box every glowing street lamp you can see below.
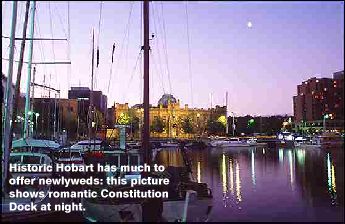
[323,113,332,132]
[35,113,39,136]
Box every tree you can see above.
[151,117,165,133]
[66,116,78,141]
[206,120,225,135]
[117,112,130,125]
[181,117,194,134]
[131,116,140,134]
[95,110,105,129]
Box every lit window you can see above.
[334,80,337,84]
[324,88,327,91]
[334,85,337,88]
[311,91,314,94]
[316,80,319,83]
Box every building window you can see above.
[334,85,337,88]
[324,88,327,91]
[316,80,319,83]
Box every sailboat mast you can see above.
[24,0,36,139]
[89,29,95,144]
[226,91,228,135]
[142,0,150,164]
[2,1,18,191]
[8,0,30,158]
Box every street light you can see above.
[323,113,332,132]
[35,113,39,137]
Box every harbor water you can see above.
[22,145,344,222]
[187,146,344,222]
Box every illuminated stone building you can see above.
[113,94,225,139]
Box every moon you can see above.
[247,21,253,28]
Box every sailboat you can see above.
[2,1,70,221]
[82,1,213,222]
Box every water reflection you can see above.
[288,150,295,191]
[251,149,256,186]
[222,154,227,195]
[197,161,201,183]
[327,153,337,205]
[229,159,234,195]
[168,146,343,221]
[279,148,284,163]
[235,161,242,203]
[156,148,185,167]
[296,148,306,167]
[221,154,228,207]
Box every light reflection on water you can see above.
[185,146,344,222]
[327,153,338,205]
[288,149,295,191]
[235,160,242,203]
[251,149,256,186]
[229,158,234,196]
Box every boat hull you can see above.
[82,197,212,222]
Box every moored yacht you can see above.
[210,137,254,147]
[70,139,107,153]
[2,152,54,222]
[277,131,295,148]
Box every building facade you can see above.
[32,98,79,141]
[68,87,107,115]
[293,70,344,131]
[112,94,225,139]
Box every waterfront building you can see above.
[32,98,78,141]
[68,87,107,115]
[112,94,226,139]
[293,70,344,132]
[30,86,109,141]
